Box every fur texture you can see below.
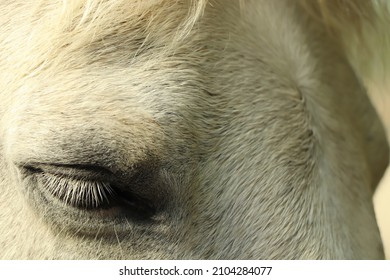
[0,0,388,259]
[300,0,390,92]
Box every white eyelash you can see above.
[37,173,114,208]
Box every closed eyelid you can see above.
[37,173,114,208]
[23,165,158,219]
[22,163,115,183]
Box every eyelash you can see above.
[37,173,115,208]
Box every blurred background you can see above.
[374,168,390,259]
[371,89,390,259]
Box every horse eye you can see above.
[37,173,115,209]
[23,164,157,219]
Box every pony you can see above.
[0,0,389,259]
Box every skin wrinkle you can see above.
[0,0,389,259]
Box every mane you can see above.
[36,0,208,45]
[0,0,209,79]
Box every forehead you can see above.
[0,0,321,93]
[0,1,209,79]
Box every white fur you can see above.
[0,0,388,259]
[300,0,390,94]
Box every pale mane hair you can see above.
[37,0,208,38]
[0,0,210,94]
